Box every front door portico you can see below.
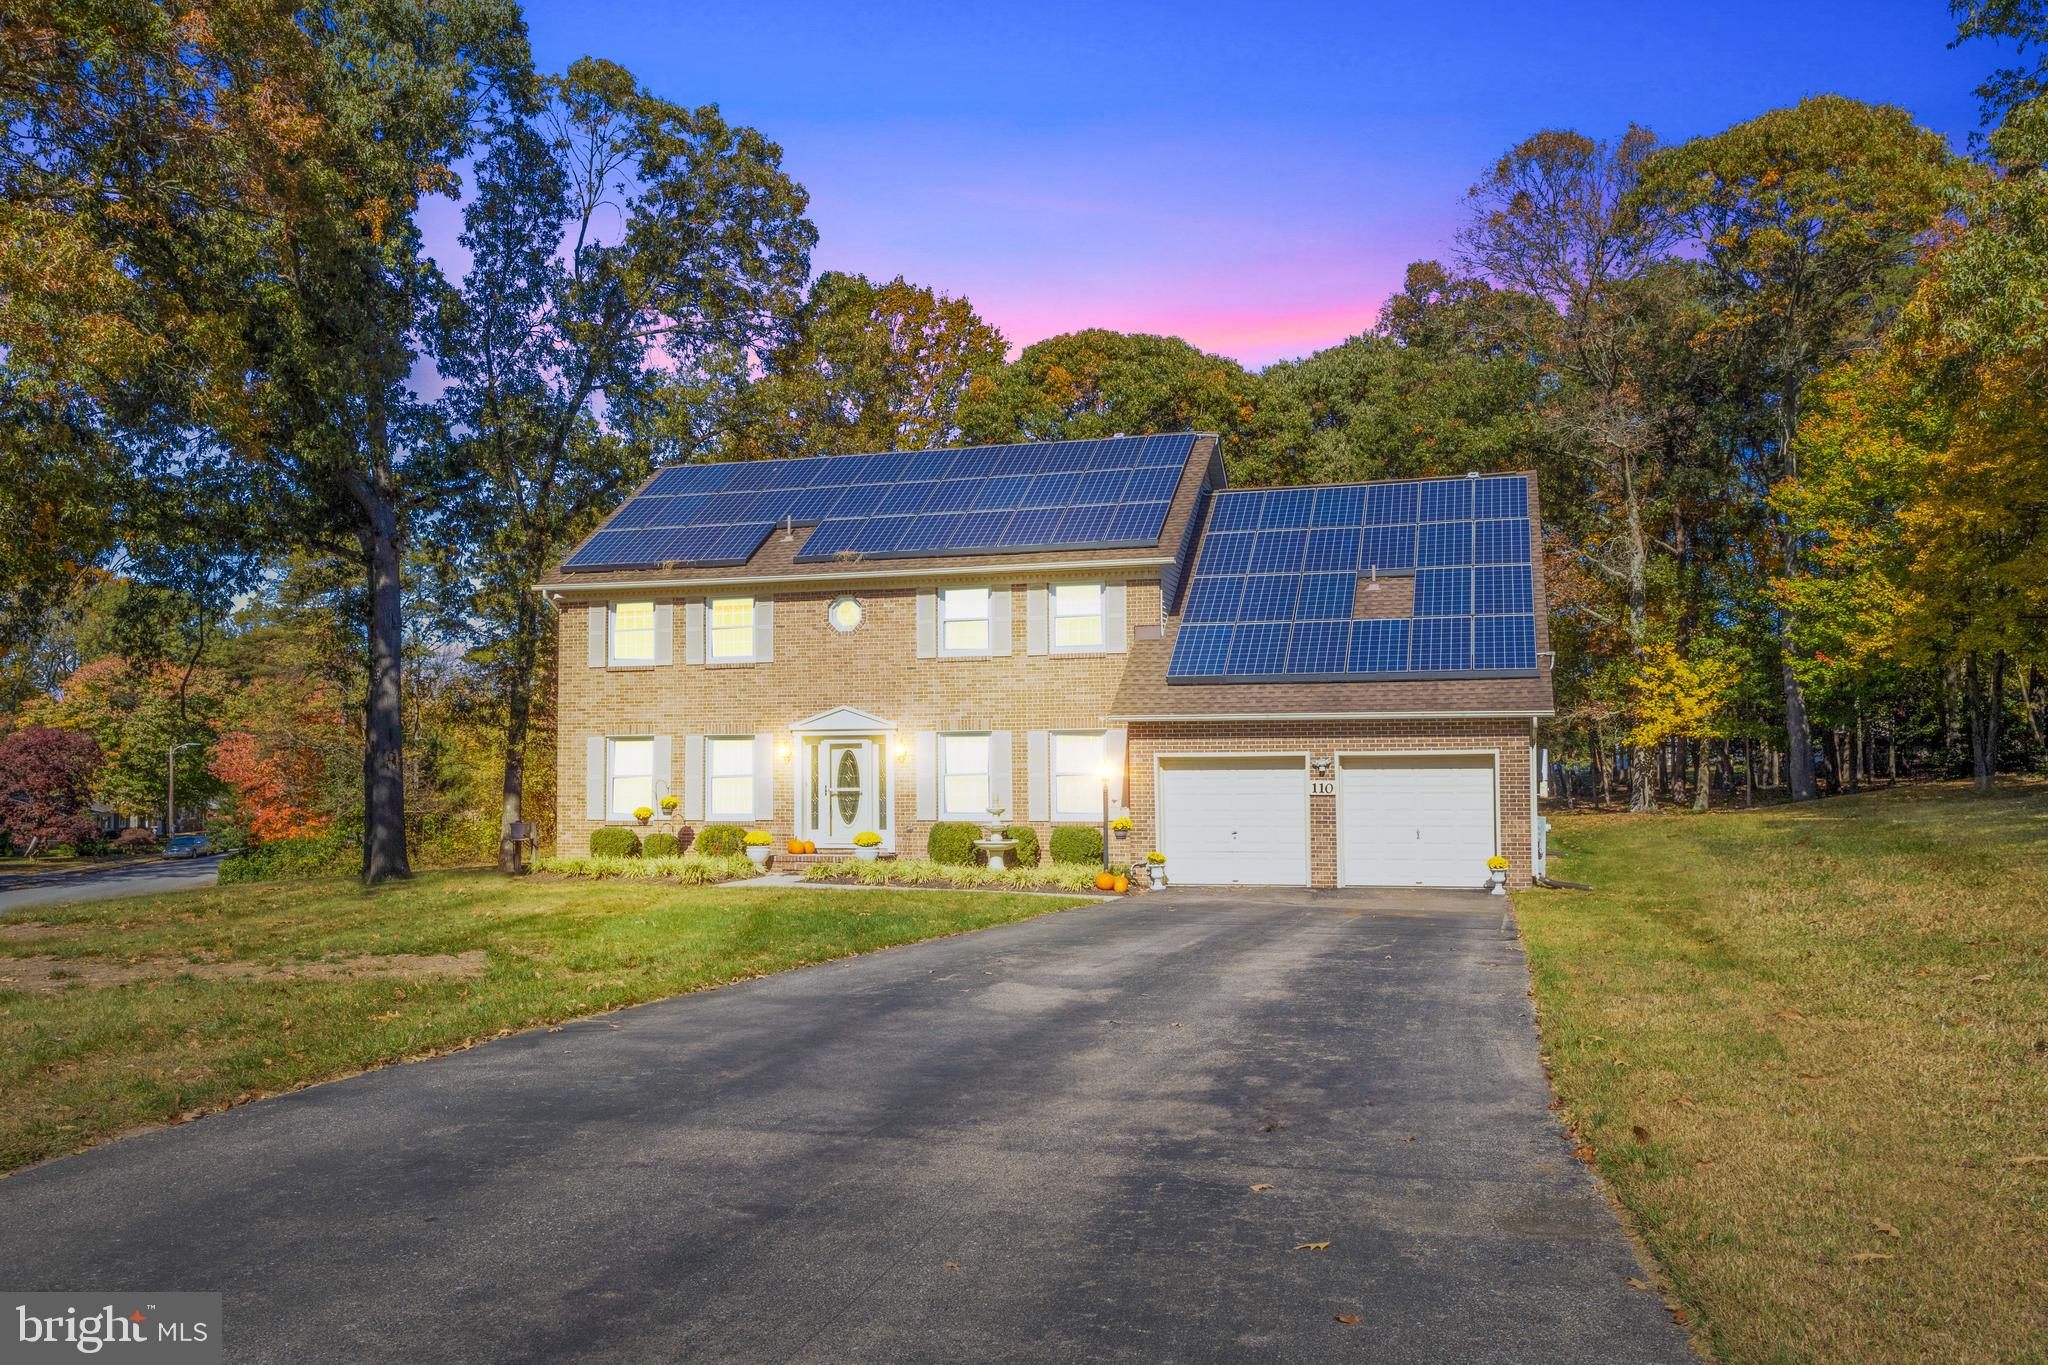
[791,707,895,852]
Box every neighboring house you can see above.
[542,432,1554,888]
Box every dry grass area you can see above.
[0,872,1082,1176]
[1518,780,2048,1362]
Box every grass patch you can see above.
[0,870,1085,1176]
[1517,780,2048,1362]
[800,857,1116,892]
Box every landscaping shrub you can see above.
[693,823,746,856]
[799,857,1106,891]
[1049,826,1104,865]
[1003,824,1040,866]
[641,832,681,858]
[113,828,159,852]
[533,853,754,883]
[589,827,642,858]
[927,821,978,866]
[217,835,355,885]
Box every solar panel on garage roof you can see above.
[561,433,1199,572]
[1165,473,1539,683]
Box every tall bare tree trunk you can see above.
[1965,653,2004,794]
[1691,737,1710,812]
[357,489,411,886]
[1742,736,1755,807]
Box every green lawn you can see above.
[0,872,1085,1176]
[1518,781,2048,1363]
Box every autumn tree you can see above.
[5,0,534,881]
[959,329,1271,473]
[0,725,101,854]
[1631,96,1973,801]
[723,271,1005,459]
[433,57,816,873]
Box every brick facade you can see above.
[1123,718,1538,887]
[557,575,1158,861]
[556,569,1539,888]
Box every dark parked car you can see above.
[164,834,213,859]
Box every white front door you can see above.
[821,739,878,846]
[1157,757,1309,886]
[1339,754,1497,888]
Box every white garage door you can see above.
[1158,757,1308,886]
[1340,754,1498,888]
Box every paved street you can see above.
[0,888,1691,1362]
[0,853,223,913]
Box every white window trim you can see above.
[938,586,993,658]
[708,597,757,664]
[1049,582,1107,655]
[609,601,658,667]
[1050,729,1108,823]
[607,736,656,820]
[939,732,992,819]
[706,736,756,821]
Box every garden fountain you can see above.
[971,807,1020,870]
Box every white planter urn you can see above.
[854,845,881,862]
[1487,868,1507,895]
[747,846,772,868]
[1150,862,1167,888]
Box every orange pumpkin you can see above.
[803,840,817,854]
[786,838,804,854]
[1112,875,1129,894]
[1093,871,1116,891]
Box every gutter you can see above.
[537,554,1175,597]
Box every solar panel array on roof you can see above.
[563,434,1199,572]
[1166,473,1539,683]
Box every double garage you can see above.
[1154,752,1504,889]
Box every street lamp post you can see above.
[1097,760,1116,873]
[165,742,199,838]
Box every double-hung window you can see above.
[610,601,656,665]
[707,737,755,819]
[709,598,755,662]
[608,738,655,819]
[939,587,991,655]
[1050,583,1105,652]
[1051,731,1107,822]
[941,733,992,818]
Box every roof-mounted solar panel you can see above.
[1166,472,1540,683]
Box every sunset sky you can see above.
[505,1,1994,369]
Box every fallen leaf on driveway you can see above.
[1249,1184,1273,1192]
[1626,1277,1650,1291]
[1292,1241,1331,1252]
[1333,1314,1361,1324]
[1845,1251,1893,1265]
[1870,1218,1900,1239]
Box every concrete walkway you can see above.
[0,888,1691,1362]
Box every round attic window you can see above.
[829,596,863,633]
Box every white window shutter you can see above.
[1103,727,1128,811]
[914,732,936,820]
[683,735,705,821]
[990,587,1013,656]
[1026,586,1048,655]
[654,602,674,666]
[588,603,607,668]
[915,589,936,658]
[586,735,606,819]
[752,734,774,821]
[653,735,672,803]
[1105,583,1127,654]
[684,600,705,665]
[753,598,774,662]
[1026,730,1050,820]
[989,731,1013,813]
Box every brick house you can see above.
[541,433,1554,887]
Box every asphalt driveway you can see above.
[0,888,1691,1363]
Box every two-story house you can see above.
[541,432,1554,887]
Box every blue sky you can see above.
[508,1,1996,367]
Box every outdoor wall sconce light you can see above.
[776,740,792,761]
